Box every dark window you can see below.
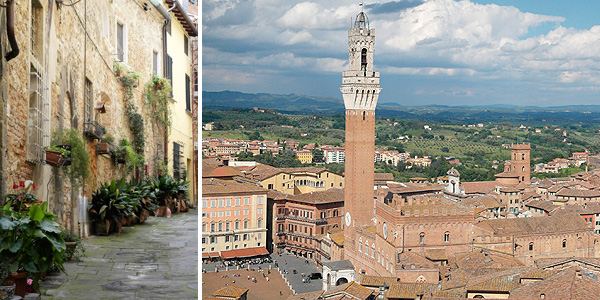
[184,35,189,56]
[173,142,182,179]
[185,74,191,111]
[361,48,367,70]
[167,55,173,97]
[84,78,93,124]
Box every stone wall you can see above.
[0,0,168,235]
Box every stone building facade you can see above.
[0,0,189,236]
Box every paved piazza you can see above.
[40,210,198,299]
[202,252,322,298]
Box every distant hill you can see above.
[203,91,600,126]
[202,91,344,114]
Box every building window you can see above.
[152,50,159,75]
[244,209,249,215]
[420,233,425,244]
[257,219,262,228]
[529,242,534,251]
[30,0,43,59]
[268,184,274,189]
[258,197,263,204]
[116,20,126,61]
[184,34,189,56]
[444,232,450,243]
[235,221,240,230]
[243,234,248,241]
[562,239,567,248]
[257,208,263,215]
[166,55,173,97]
[244,220,248,229]
[218,200,223,207]
[211,223,215,232]
[185,73,191,111]
[202,200,207,208]
[218,223,223,231]
[173,142,183,179]
[226,199,231,207]
[245,198,249,205]
[235,198,240,206]
[27,62,49,162]
[202,223,206,232]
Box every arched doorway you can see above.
[336,277,348,286]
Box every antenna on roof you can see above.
[360,2,364,12]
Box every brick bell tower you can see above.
[341,10,381,258]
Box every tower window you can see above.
[363,111,365,120]
[419,232,425,244]
[361,48,367,71]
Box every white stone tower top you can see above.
[340,11,381,111]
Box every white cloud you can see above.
[203,0,600,101]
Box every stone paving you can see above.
[202,252,322,297]
[40,209,198,299]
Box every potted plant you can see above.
[152,75,168,90]
[114,61,124,77]
[0,258,16,300]
[97,135,115,155]
[130,71,141,88]
[44,145,70,167]
[0,201,66,294]
[6,180,38,214]
[59,229,86,262]
[152,175,177,218]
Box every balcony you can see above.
[276,215,327,225]
[83,121,105,140]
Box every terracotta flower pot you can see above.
[65,241,78,261]
[4,272,27,297]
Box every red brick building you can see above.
[271,189,344,261]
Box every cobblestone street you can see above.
[40,209,198,299]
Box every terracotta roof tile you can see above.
[556,188,600,198]
[524,200,557,212]
[206,166,244,178]
[425,249,448,261]
[509,266,600,300]
[535,257,600,269]
[387,283,438,299]
[358,275,397,287]
[278,188,344,204]
[461,181,497,194]
[212,285,248,298]
[323,282,374,299]
[202,178,267,195]
[476,213,590,236]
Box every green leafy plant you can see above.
[144,76,172,153]
[120,73,146,154]
[113,61,124,77]
[59,229,86,261]
[151,176,178,207]
[0,201,66,291]
[101,135,115,144]
[52,128,90,189]
[113,139,144,176]
[45,146,71,157]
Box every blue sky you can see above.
[202,1,600,107]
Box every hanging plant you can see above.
[144,75,172,131]
[119,73,145,154]
[52,128,90,189]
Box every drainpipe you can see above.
[5,0,19,61]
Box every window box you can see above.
[45,150,64,167]
[96,142,114,155]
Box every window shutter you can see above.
[185,74,190,111]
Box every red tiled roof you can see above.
[462,181,497,194]
[206,166,244,178]
[220,247,269,259]
[476,213,590,236]
[203,178,267,195]
[212,285,248,298]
